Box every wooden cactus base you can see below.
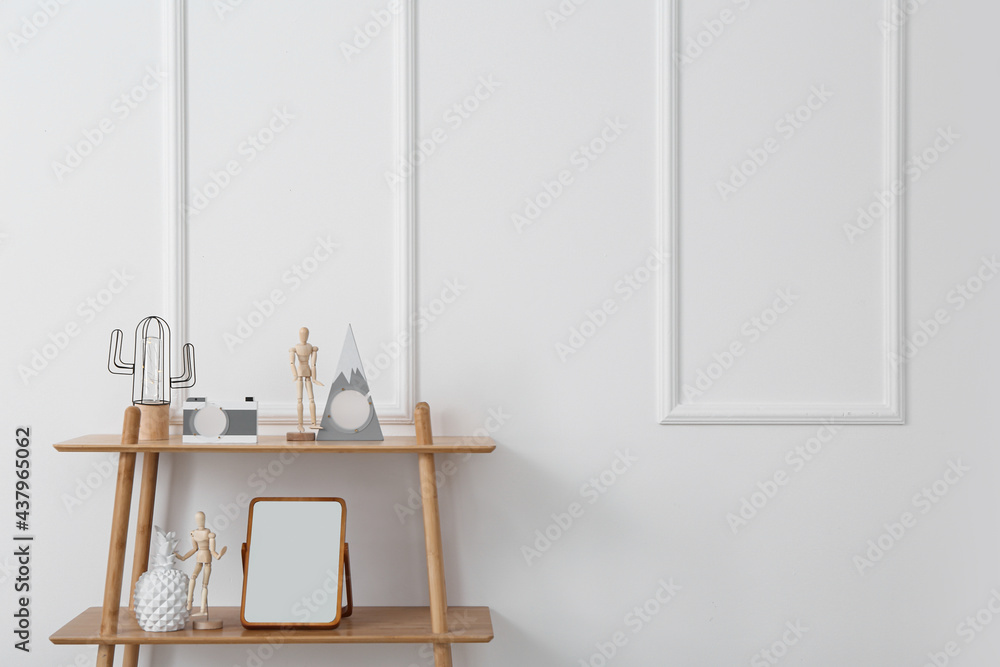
[137,404,169,441]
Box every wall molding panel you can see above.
[163,0,417,425]
[657,0,906,424]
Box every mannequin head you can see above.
[195,511,206,529]
[299,327,309,344]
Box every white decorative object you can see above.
[317,325,383,441]
[133,526,190,632]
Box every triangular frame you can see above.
[316,325,384,441]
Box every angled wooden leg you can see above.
[122,451,160,667]
[97,407,140,667]
[96,644,115,666]
[416,403,453,667]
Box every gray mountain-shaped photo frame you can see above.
[317,325,383,441]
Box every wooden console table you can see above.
[49,402,495,667]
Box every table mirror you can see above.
[241,497,350,628]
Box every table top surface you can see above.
[53,434,496,454]
[50,606,494,645]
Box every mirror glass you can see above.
[330,390,372,430]
[243,498,346,625]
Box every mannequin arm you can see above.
[174,537,198,561]
[310,347,324,386]
[209,535,226,560]
[290,348,298,379]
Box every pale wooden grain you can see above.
[51,606,493,645]
[127,453,160,608]
[416,402,454,667]
[122,451,160,667]
[54,433,495,454]
[137,404,170,441]
[96,407,139,667]
[96,644,114,665]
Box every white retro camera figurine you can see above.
[183,397,258,444]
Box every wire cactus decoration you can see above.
[109,316,196,405]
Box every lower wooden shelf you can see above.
[50,606,493,645]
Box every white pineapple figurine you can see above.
[133,526,191,631]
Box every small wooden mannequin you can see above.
[290,327,324,433]
[174,511,226,624]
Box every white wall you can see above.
[2,1,999,666]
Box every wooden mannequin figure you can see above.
[174,511,226,628]
[289,327,324,438]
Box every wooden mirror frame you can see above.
[240,497,351,629]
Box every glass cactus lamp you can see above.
[109,316,196,440]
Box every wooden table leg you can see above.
[96,645,115,666]
[122,451,160,667]
[416,403,453,667]
[96,407,140,667]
